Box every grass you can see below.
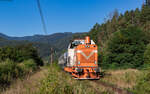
[100,69,142,89]
[1,62,149,94]
[0,61,23,89]
[2,64,114,94]
[99,68,150,94]
[132,69,150,94]
[0,59,39,91]
[1,67,48,94]
[36,65,148,94]
[36,64,97,94]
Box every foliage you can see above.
[37,64,95,94]
[0,32,75,59]
[89,23,101,44]
[89,5,150,46]
[0,44,42,89]
[88,5,150,69]
[0,59,38,89]
[133,70,150,94]
[19,59,38,73]
[143,44,150,68]
[102,27,149,69]
[0,60,23,87]
[0,44,43,66]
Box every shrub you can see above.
[0,44,43,66]
[0,59,38,88]
[21,59,38,72]
[0,60,24,87]
[102,26,149,69]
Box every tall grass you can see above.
[37,64,96,94]
[0,59,38,90]
[0,60,23,87]
[99,69,150,94]
[132,70,150,94]
[100,69,142,89]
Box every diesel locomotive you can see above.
[58,36,100,79]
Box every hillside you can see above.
[86,5,150,69]
[3,32,73,44]
[0,32,86,59]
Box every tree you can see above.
[102,26,149,69]
[143,44,150,67]
[89,23,101,44]
[140,5,150,25]
[0,44,43,66]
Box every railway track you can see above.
[62,69,133,94]
[91,80,133,94]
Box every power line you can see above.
[36,0,55,64]
[36,0,48,35]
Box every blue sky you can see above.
[0,0,143,37]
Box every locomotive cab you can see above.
[64,36,100,79]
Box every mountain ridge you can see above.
[0,32,86,58]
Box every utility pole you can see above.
[50,48,53,65]
[36,0,53,65]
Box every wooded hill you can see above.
[87,5,150,69]
[0,32,86,60]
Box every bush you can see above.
[0,59,39,88]
[21,59,38,72]
[0,44,43,90]
[0,44,43,66]
[102,26,149,69]
[0,60,24,87]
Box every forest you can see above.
[85,4,150,93]
[86,5,150,69]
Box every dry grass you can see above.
[89,81,114,94]
[0,66,143,94]
[1,67,48,94]
[36,65,97,94]
[88,69,143,94]
[101,69,142,89]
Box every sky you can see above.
[0,0,143,37]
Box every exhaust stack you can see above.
[85,36,91,44]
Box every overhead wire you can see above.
[36,0,48,35]
[36,0,54,64]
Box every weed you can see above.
[37,64,95,94]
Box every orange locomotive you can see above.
[59,36,100,79]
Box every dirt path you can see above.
[1,67,48,94]
[91,80,133,94]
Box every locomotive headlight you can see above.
[85,45,90,48]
